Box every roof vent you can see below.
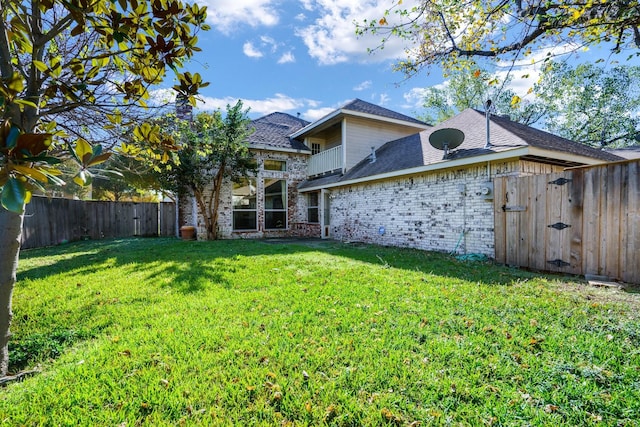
[484,99,493,149]
[370,146,376,163]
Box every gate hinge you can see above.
[547,259,570,267]
[549,177,572,186]
[548,222,571,230]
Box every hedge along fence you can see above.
[20,196,177,249]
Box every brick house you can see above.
[181,99,621,257]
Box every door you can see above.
[321,190,331,239]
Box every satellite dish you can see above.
[429,128,465,159]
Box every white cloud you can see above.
[200,0,279,34]
[243,42,264,58]
[278,51,296,64]
[378,93,390,105]
[303,107,337,121]
[494,43,584,97]
[353,80,372,91]
[148,88,177,105]
[295,0,420,65]
[260,35,279,53]
[197,93,312,116]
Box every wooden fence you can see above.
[21,196,177,249]
[494,160,640,284]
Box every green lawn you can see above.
[1,238,639,426]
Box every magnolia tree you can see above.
[0,0,209,378]
[157,101,256,240]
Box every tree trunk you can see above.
[209,169,225,240]
[0,206,24,377]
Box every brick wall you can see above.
[327,160,523,257]
[180,149,319,239]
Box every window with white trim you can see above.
[264,159,286,171]
[264,179,287,229]
[307,192,319,223]
[232,178,257,230]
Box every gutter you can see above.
[298,146,610,193]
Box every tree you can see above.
[359,1,640,77]
[0,0,209,378]
[158,101,256,240]
[534,62,640,147]
[418,61,640,148]
[92,154,165,201]
[418,63,545,125]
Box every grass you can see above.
[1,237,639,426]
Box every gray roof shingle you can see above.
[301,108,624,187]
[341,99,428,126]
[248,112,310,151]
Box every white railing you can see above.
[308,145,342,176]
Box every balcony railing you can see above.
[308,145,342,176]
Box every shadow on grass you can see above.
[18,237,548,290]
[17,238,235,294]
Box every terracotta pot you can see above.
[180,226,196,240]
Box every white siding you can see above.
[345,117,421,171]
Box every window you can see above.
[307,192,319,223]
[264,179,287,229]
[264,159,286,171]
[232,179,257,230]
[311,143,321,155]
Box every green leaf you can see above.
[5,125,20,149]
[14,99,38,109]
[1,177,26,213]
[33,60,49,72]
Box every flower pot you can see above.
[180,226,196,240]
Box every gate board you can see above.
[494,160,640,284]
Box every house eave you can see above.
[290,109,429,140]
[250,144,311,155]
[299,146,610,192]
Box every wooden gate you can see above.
[494,160,640,284]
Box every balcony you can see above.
[308,145,342,176]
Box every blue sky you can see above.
[170,0,639,122]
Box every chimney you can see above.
[176,94,193,121]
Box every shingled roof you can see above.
[300,108,623,188]
[248,112,310,151]
[291,98,428,139]
[340,99,428,126]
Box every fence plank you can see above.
[21,196,176,249]
[493,177,506,263]
[517,175,531,268]
[505,176,519,266]
[568,169,584,275]
[530,174,547,272]
[625,161,640,284]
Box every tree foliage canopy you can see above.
[0,0,209,212]
[157,101,256,240]
[359,0,640,77]
[421,61,640,148]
